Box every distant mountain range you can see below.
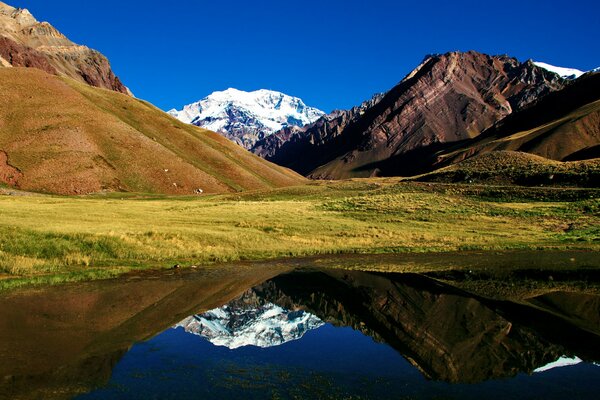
[0,0,597,194]
[168,89,324,149]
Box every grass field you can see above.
[0,180,598,289]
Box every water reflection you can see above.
[176,292,324,349]
[0,259,599,399]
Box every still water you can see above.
[1,253,599,399]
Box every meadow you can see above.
[0,179,598,289]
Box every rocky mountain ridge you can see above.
[252,92,385,161]
[253,51,569,178]
[0,1,129,94]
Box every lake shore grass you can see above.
[0,180,598,290]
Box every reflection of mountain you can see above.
[250,270,600,383]
[176,290,323,349]
[0,260,599,399]
[0,266,283,400]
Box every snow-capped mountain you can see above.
[168,88,325,149]
[175,300,324,349]
[533,61,586,79]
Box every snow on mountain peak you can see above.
[168,88,325,149]
[175,301,324,349]
[533,61,586,79]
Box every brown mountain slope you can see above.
[0,266,282,400]
[252,93,385,161]
[253,51,566,178]
[0,68,304,195]
[0,1,128,94]
[431,72,600,168]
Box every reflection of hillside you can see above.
[0,266,283,400]
[252,270,600,383]
[2,350,126,400]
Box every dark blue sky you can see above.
[8,0,600,113]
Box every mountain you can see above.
[533,61,587,80]
[252,93,385,160]
[0,68,304,195]
[176,290,323,349]
[168,88,324,149]
[252,51,567,178]
[0,1,128,94]
[419,70,600,179]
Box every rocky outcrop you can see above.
[254,51,567,178]
[0,36,56,74]
[0,1,129,94]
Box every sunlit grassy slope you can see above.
[416,151,600,186]
[0,68,304,195]
[0,180,598,288]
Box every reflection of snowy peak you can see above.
[176,301,324,349]
[533,356,583,373]
[168,88,324,149]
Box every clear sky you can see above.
[7,0,600,113]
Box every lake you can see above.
[0,252,599,399]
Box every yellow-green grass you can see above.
[416,151,600,186]
[0,180,598,289]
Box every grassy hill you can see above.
[0,68,304,195]
[416,151,600,187]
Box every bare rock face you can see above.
[432,71,600,167]
[0,36,56,74]
[0,1,129,94]
[252,93,384,168]
[254,51,566,178]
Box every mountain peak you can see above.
[169,88,324,149]
[0,0,129,94]
[0,2,36,30]
[253,50,568,178]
